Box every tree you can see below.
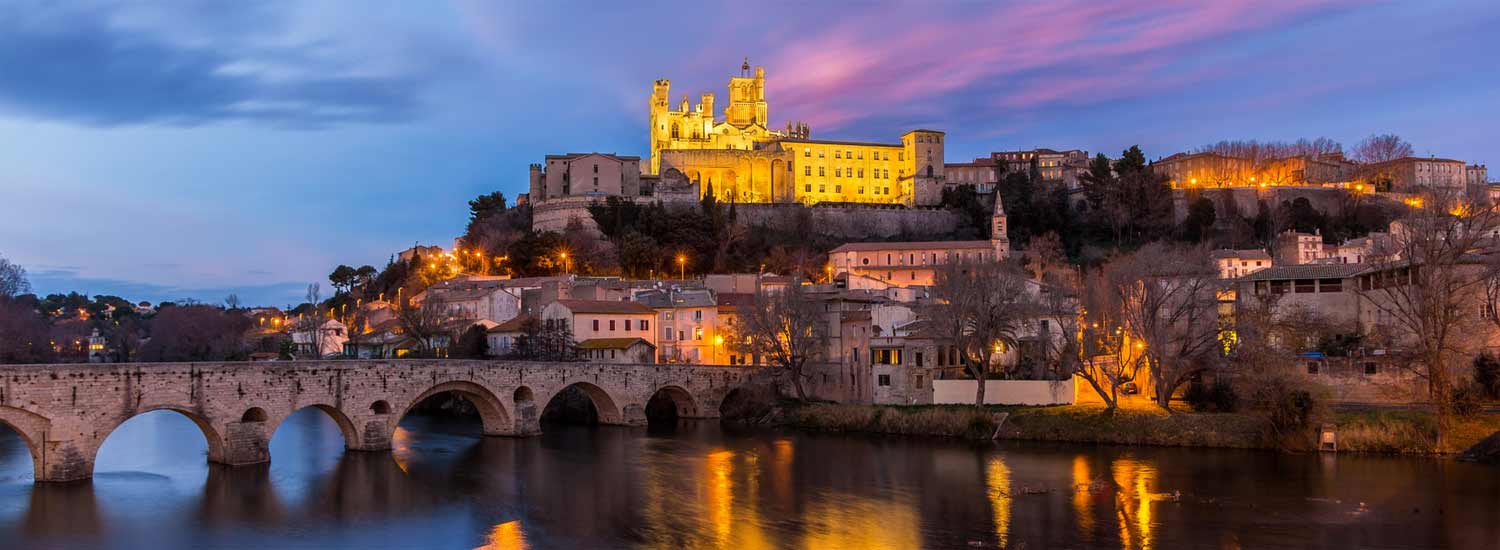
[1181,197,1217,243]
[395,296,474,356]
[453,324,489,359]
[1102,244,1222,411]
[922,259,1033,406]
[1353,134,1413,164]
[224,293,241,310]
[0,254,29,299]
[732,281,825,400]
[329,265,358,295]
[0,298,54,363]
[468,192,508,224]
[292,284,326,359]
[138,305,252,362]
[1375,191,1500,449]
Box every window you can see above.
[805,166,811,176]
[878,375,891,387]
[858,168,864,178]
[694,310,703,321]
[819,184,826,192]
[835,185,841,193]
[804,148,811,157]
[857,152,864,159]
[819,150,825,158]
[805,184,812,192]
[819,167,825,176]
[609,320,616,331]
[834,150,841,159]
[1295,279,1316,293]
[1318,279,1342,293]
[625,320,632,331]
[915,351,924,367]
[858,187,864,194]
[835,168,841,177]
[593,164,598,173]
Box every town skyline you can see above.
[4,1,1499,306]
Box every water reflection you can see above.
[1,414,1499,549]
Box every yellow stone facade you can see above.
[649,64,944,207]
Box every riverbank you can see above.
[775,400,1500,456]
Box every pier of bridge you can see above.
[0,360,762,483]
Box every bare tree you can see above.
[1102,244,1224,411]
[1047,269,1147,413]
[224,293,241,310]
[731,280,824,400]
[395,296,474,356]
[1353,133,1414,164]
[292,284,325,358]
[922,259,1033,406]
[1363,191,1500,449]
[0,254,29,299]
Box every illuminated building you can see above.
[829,191,1010,289]
[649,61,947,207]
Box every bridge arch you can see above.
[97,407,226,468]
[543,381,623,425]
[401,380,511,436]
[0,406,47,481]
[646,385,700,422]
[266,404,359,451]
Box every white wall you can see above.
[931,379,1074,406]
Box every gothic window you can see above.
[671,123,680,139]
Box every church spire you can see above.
[991,192,1010,259]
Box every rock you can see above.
[1459,431,1500,463]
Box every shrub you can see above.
[1474,354,1500,399]
[1185,378,1239,413]
[1453,384,1484,419]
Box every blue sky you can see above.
[2,0,1497,306]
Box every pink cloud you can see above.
[750,0,1361,132]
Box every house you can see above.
[636,288,723,364]
[485,315,534,357]
[576,337,656,364]
[540,299,656,349]
[1272,230,1326,265]
[291,319,348,358]
[1364,156,1467,192]
[1211,249,1273,279]
[715,292,758,365]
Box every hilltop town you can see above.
[4,63,1499,453]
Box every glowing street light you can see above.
[560,251,570,275]
[677,254,686,280]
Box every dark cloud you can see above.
[0,5,421,127]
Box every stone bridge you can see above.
[0,360,764,483]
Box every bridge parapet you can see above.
[0,360,764,483]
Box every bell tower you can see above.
[991,193,1010,259]
[725,59,768,128]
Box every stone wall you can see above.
[1172,186,1358,224]
[0,360,761,482]
[533,195,960,241]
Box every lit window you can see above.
[835,185,841,193]
[819,150,825,158]
[804,148,810,157]
[858,168,864,177]
[835,168,842,177]
[819,184,826,192]
[805,184,811,192]
[858,152,864,160]
[835,151,841,159]
[819,167,825,176]
[804,166,811,176]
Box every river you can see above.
[0,409,1496,549]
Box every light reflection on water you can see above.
[0,413,1498,549]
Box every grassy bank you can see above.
[778,399,1500,455]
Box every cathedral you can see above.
[648,61,946,207]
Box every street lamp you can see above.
[560,252,570,275]
[677,254,686,280]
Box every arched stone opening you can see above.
[718,385,773,421]
[541,382,622,425]
[241,407,268,423]
[0,410,43,482]
[645,385,699,425]
[401,381,512,437]
[370,400,391,415]
[268,404,360,454]
[96,407,227,475]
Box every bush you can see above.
[1185,378,1239,413]
[1453,384,1484,419]
[1474,354,1500,399]
[1269,390,1319,436]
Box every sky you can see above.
[2,0,1498,307]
